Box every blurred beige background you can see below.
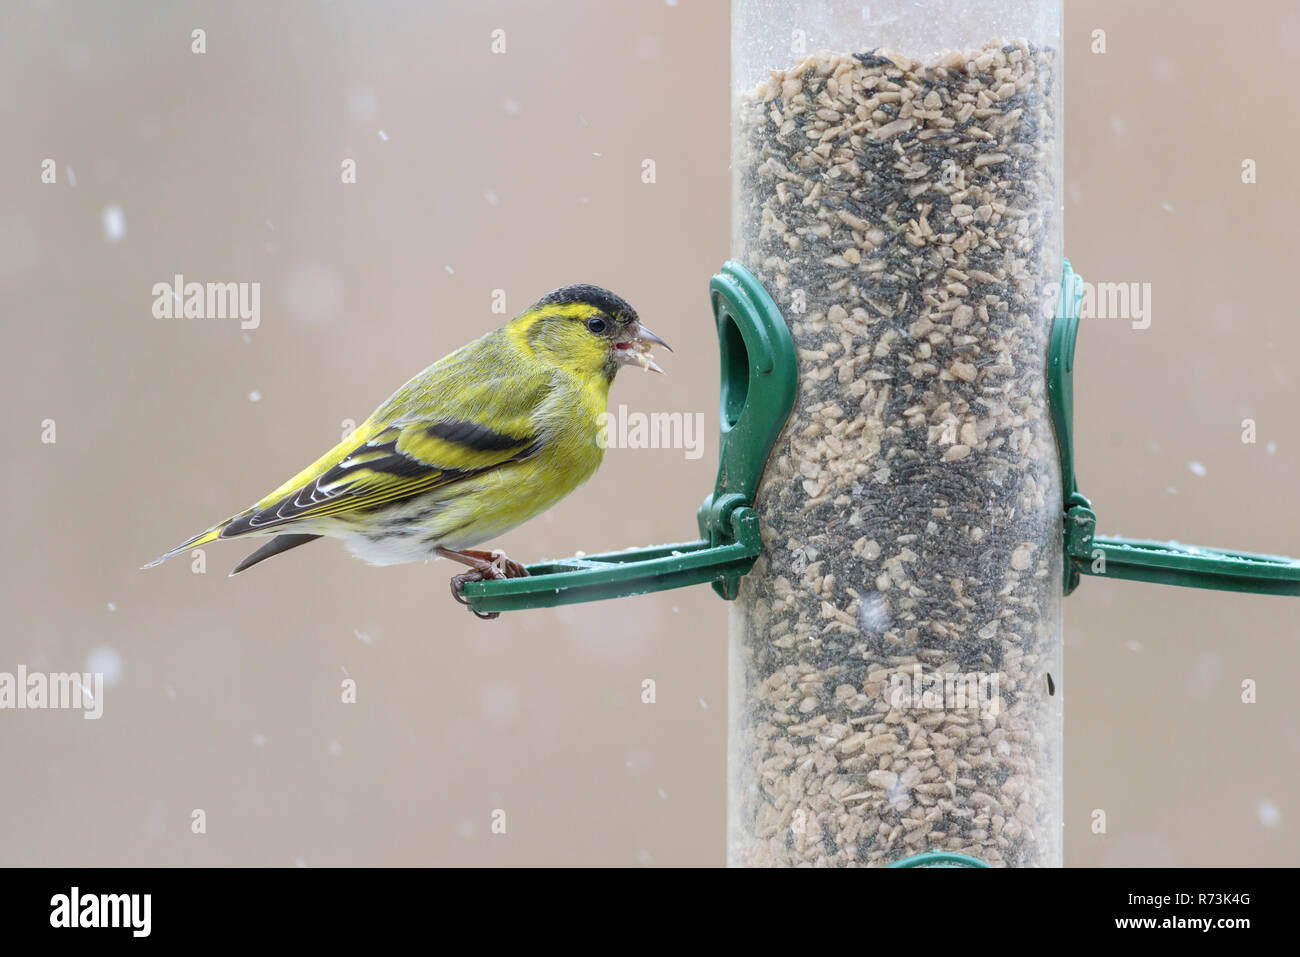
[0,0,1296,866]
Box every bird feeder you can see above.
[463,0,1300,867]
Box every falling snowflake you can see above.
[1257,799,1282,829]
[102,205,126,243]
[857,592,890,634]
[86,646,122,686]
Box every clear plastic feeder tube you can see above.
[729,0,1064,866]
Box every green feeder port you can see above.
[1048,266,1300,597]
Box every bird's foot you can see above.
[436,547,530,620]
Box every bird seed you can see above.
[729,39,1062,867]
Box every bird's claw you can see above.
[449,571,500,620]
[446,550,529,620]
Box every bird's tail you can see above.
[141,523,228,569]
[228,533,322,576]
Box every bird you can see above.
[143,284,670,619]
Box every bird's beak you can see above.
[635,325,672,352]
[614,323,672,374]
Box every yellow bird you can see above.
[145,285,669,618]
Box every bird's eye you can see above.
[585,316,608,334]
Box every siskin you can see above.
[145,285,669,618]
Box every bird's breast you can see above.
[534,374,609,488]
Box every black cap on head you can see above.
[534,284,638,322]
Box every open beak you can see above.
[614,323,672,374]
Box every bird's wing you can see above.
[220,380,549,537]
